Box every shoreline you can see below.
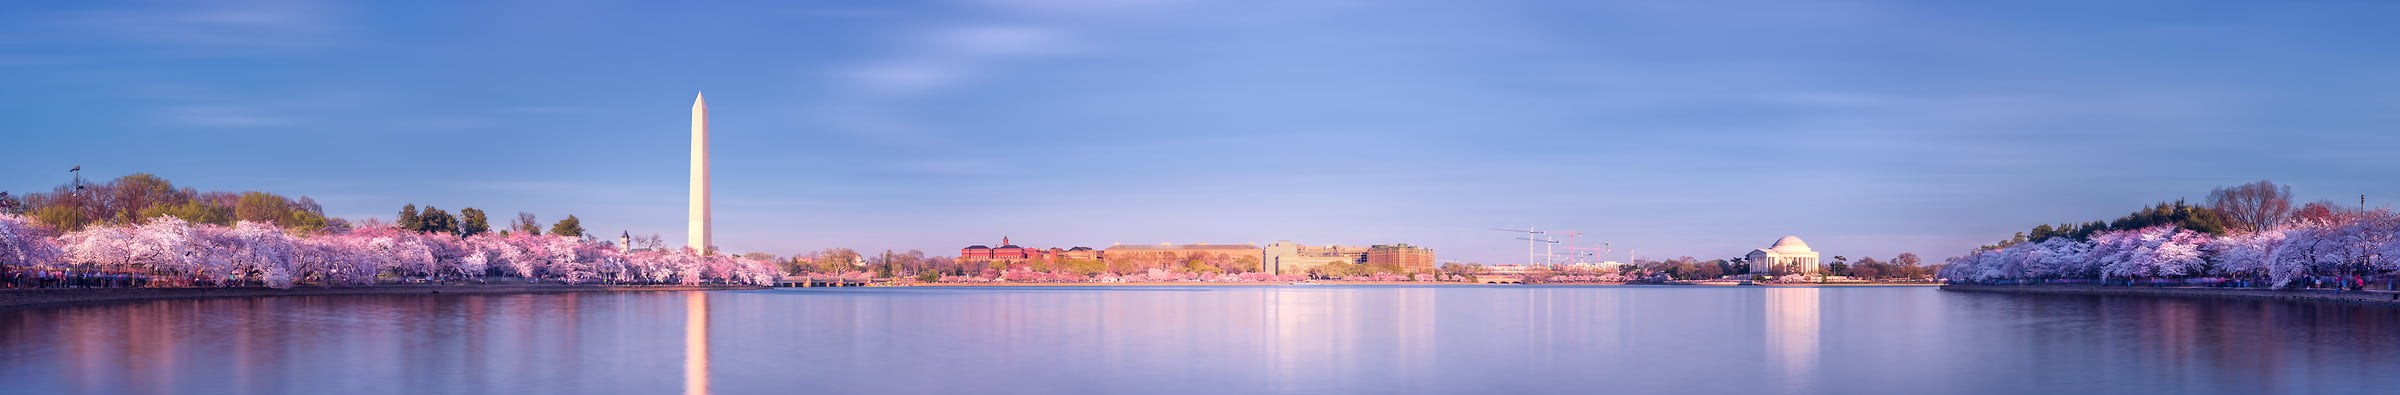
[891,281,1942,287]
[0,284,767,309]
[1940,284,2400,307]
[903,282,1286,287]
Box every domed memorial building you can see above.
[1748,236,1822,275]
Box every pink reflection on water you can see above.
[1766,287,1821,391]
[9,287,2400,394]
[1,293,691,393]
[686,291,710,395]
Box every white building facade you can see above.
[1748,236,1822,275]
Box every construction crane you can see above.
[1493,227,1584,266]
[1546,231,1585,266]
[1517,236,1561,266]
[1491,227,1568,266]
[1490,227,1544,266]
[1566,242,1612,266]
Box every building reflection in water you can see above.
[1259,286,1442,393]
[1267,287,1333,393]
[685,291,711,395]
[1765,287,1820,390]
[1394,287,1434,383]
[15,287,2400,393]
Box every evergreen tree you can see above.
[549,215,584,237]
[397,204,421,232]
[2017,202,2234,244]
[2029,224,2058,242]
[876,250,896,278]
[420,206,458,234]
[459,207,490,236]
[2078,221,2108,239]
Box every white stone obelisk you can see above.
[689,92,712,254]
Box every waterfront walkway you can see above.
[0,284,765,309]
[773,275,870,287]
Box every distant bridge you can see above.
[774,275,869,287]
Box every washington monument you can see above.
[689,92,711,254]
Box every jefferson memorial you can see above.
[1748,236,1822,274]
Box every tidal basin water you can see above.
[6,286,2400,394]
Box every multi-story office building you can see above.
[1365,244,1436,273]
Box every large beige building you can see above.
[1748,236,1821,274]
[1103,243,1264,269]
[1105,241,1439,275]
[1264,241,1367,275]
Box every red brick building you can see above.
[1365,244,1436,273]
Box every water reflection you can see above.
[1764,287,1821,391]
[1267,286,1332,393]
[8,286,2400,394]
[686,291,711,395]
[1,293,689,394]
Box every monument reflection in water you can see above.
[686,291,710,395]
[7,286,2400,394]
[1766,287,1819,390]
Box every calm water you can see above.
[5,286,2400,394]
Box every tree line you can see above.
[0,213,777,288]
[768,248,1313,282]
[9,173,331,233]
[391,204,583,238]
[0,173,774,288]
[1941,181,2398,289]
[1989,200,2230,249]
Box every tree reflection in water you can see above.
[7,287,2400,394]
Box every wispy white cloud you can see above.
[889,158,1009,178]
[400,117,497,129]
[963,0,1185,17]
[817,0,1187,179]
[824,0,1185,138]
[499,106,593,114]
[1755,91,1901,108]
[72,0,345,50]
[159,105,294,127]
[459,181,643,193]
[842,25,1075,99]
[132,85,380,129]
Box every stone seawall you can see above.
[0,284,767,309]
[1941,284,2400,307]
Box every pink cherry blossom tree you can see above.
[2206,227,2285,278]
[294,233,375,286]
[0,213,65,269]
[226,221,298,288]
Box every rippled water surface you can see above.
[5,286,2399,394]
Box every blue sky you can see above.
[3,0,2396,264]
